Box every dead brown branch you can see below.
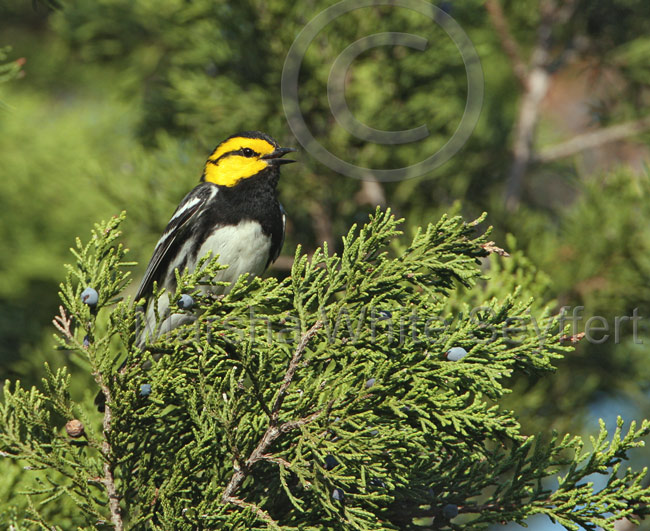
[485,0,528,87]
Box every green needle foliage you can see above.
[1,210,649,530]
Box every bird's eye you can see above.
[242,148,255,157]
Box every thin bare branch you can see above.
[221,321,324,520]
[485,0,528,87]
[97,377,123,530]
[271,320,323,420]
[536,115,650,163]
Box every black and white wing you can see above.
[135,183,217,301]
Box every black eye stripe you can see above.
[212,148,259,163]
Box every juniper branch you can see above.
[221,321,323,513]
[270,320,323,422]
[97,376,123,530]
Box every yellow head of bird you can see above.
[202,132,296,187]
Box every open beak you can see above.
[261,147,297,165]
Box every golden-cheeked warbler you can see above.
[137,131,296,344]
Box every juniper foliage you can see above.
[1,210,649,530]
[3,0,650,446]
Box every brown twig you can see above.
[221,321,323,519]
[485,0,528,88]
[536,115,650,163]
[271,321,323,420]
[97,379,123,530]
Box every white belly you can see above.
[139,220,272,346]
[197,220,272,290]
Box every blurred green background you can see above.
[1,0,650,525]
